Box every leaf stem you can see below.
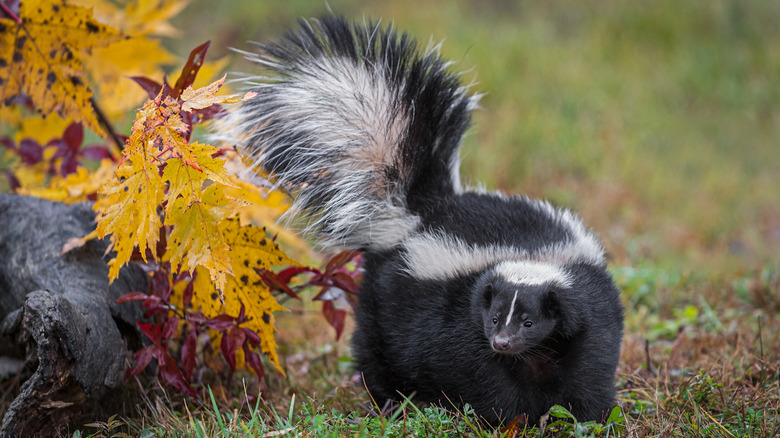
[90,97,125,152]
[0,3,21,24]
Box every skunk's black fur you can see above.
[217,16,624,425]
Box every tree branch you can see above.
[90,97,125,152]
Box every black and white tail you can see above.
[214,16,479,251]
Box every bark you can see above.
[0,194,148,438]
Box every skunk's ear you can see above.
[481,283,494,307]
[543,289,582,337]
[542,290,561,318]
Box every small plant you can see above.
[82,414,131,438]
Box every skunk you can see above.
[215,16,624,425]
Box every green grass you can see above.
[78,386,628,437]
[4,0,780,436]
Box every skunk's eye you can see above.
[492,317,499,325]
[523,321,533,328]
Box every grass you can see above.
[63,269,779,437]
[3,0,780,436]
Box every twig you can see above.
[90,97,125,152]
[757,315,765,383]
[699,407,737,438]
[644,338,655,373]
[0,2,21,24]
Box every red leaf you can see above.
[191,103,225,123]
[237,302,246,322]
[116,291,150,303]
[259,269,301,299]
[307,275,333,289]
[325,250,362,273]
[18,138,42,164]
[6,170,19,191]
[144,306,169,318]
[62,123,83,150]
[330,272,359,294]
[322,300,347,340]
[242,344,265,380]
[220,327,245,371]
[158,82,173,100]
[147,267,172,299]
[241,327,261,347]
[155,227,168,261]
[172,41,211,98]
[138,321,163,345]
[277,266,314,283]
[59,156,79,176]
[229,326,246,348]
[181,330,197,381]
[80,145,113,161]
[205,314,235,331]
[185,311,206,325]
[130,76,163,99]
[0,138,14,151]
[161,316,179,339]
[140,296,162,308]
[181,277,195,309]
[311,286,332,301]
[151,344,167,364]
[159,351,196,398]
[219,339,233,367]
[128,345,155,376]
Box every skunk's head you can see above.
[477,260,572,356]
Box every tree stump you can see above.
[0,194,148,438]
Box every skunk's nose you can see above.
[492,334,511,351]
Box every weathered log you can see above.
[0,194,148,438]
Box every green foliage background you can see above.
[176,0,779,277]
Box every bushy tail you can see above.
[215,16,479,251]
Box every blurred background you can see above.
[174,0,779,277]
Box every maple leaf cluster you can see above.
[87,46,301,386]
[0,0,362,399]
[0,0,123,134]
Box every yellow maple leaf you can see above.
[163,142,236,205]
[0,0,124,135]
[81,0,188,38]
[153,102,191,158]
[18,157,115,203]
[0,105,22,135]
[224,174,311,258]
[190,218,301,373]
[7,143,58,191]
[86,37,175,118]
[164,164,244,292]
[75,0,182,119]
[95,77,252,285]
[124,91,197,166]
[180,75,257,113]
[13,113,70,144]
[95,152,164,280]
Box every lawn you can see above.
[9,0,780,436]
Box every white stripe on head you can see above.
[494,260,573,288]
[505,290,519,326]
